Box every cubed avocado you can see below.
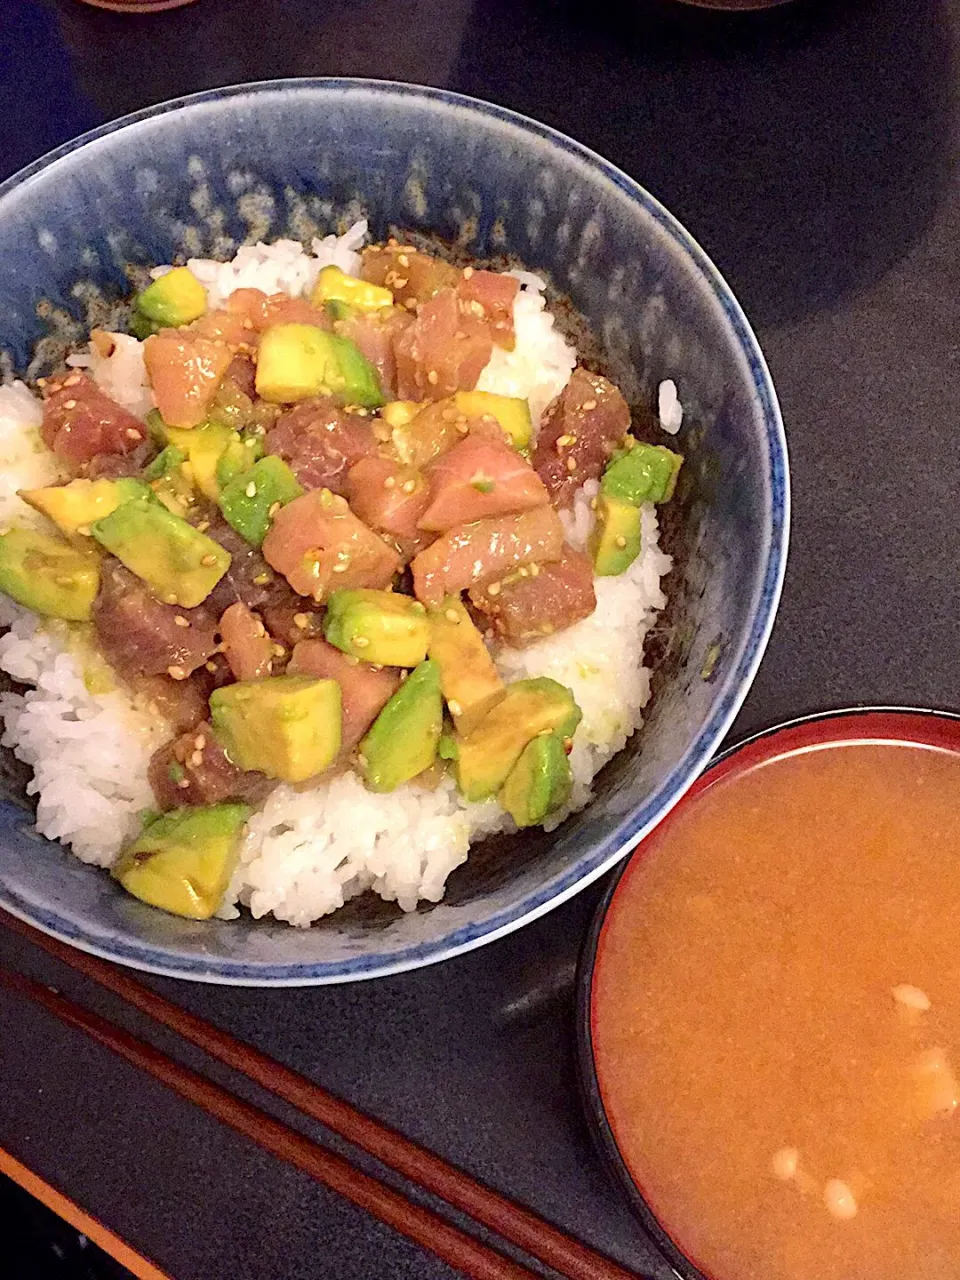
[454,677,582,802]
[500,734,572,827]
[359,660,443,793]
[0,528,100,621]
[427,594,505,735]
[600,442,683,505]
[310,264,394,312]
[215,432,264,489]
[142,446,186,481]
[19,477,149,537]
[590,495,642,577]
[210,675,341,783]
[91,495,230,608]
[135,267,208,329]
[380,401,425,429]
[161,420,236,502]
[324,589,429,667]
[112,803,250,920]
[453,391,533,453]
[324,299,354,322]
[256,324,384,408]
[219,456,304,547]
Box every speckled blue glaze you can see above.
[0,80,788,983]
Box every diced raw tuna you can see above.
[469,545,596,646]
[289,638,400,752]
[191,308,251,347]
[93,562,219,679]
[418,435,549,532]
[259,595,326,648]
[394,289,492,402]
[219,601,274,681]
[335,308,413,400]
[360,246,460,309]
[533,367,631,506]
[143,331,233,429]
[410,505,565,606]
[40,372,147,470]
[346,457,431,540]
[262,488,402,600]
[149,721,272,811]
[132,670,220,734]
[223,352,258,401]
[84,440,153,480]
[266,397,378,494]
[456,270,519,350]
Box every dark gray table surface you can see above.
[2,0,958,1276]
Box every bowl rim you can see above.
[574,704,960,1280]
[0,77,789,984]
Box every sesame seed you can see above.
[255,620,267,637]
[125,429,142,440]
[178,777,191,789]
[487,581,501,596]
[444,608,460,623]
[293,613,309,629]
[582,399,597,411]
[518,566,529,577]
[245,481,257,498]
[402,479,416,493]
[272,643,286,657]
[566,457,577,472]
[164,594,179,605]
[448,699,463,717]
[268,502,281,517]
[470,301,485,317]
[427,370,439,386]
[64,374,81,387]
[253,572,271,585]
[529,562,540,577]
[167,665,187,680]
[174,615,190,628]
[76,525,91,537]
[454,330,465,340]
[404,298,418,311]
[245,436,258,448]
[556,434,575,448]
[615,535,627,548]
[589,497,598,511]
[771,1148,799,1181]
[194,735,205,749]
[196,520,210,532]
[312,561,321,577]
[824,1180,857,1221]
[63,399,77,410]
[441,406,457,421]
[384,475,396,489]
[205,661,218,673]
[353,635,370,648]
[393,277,408,289]
[411,602,426,614]
[462,266,474,279]
[200,554,218,566]
[893,984,931,1010]
[190,750,203,766]
[332,562,348,573]
[357,752,368,768]
[397,253,410,267]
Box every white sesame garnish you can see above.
[892,984,931,1011]
[771,1147,799,1181]
[824,1180,857,1221]
[245,481,257,498]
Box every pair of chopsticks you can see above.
[0,909,642,1280]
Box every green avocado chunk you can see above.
[91,494,230,608]
[325,589,429,667]
[590,494,642,577]
[19,477,149,537]
[500,734,572,828]
[142,446,186,482]
[215,432,264,489]
[0,529,100,621]
[600,442,683,505]
[112,803,250,920]
[218,455,304,548]
[359,659,443,793]
[427,595,505,736]
[135,267,208,330]
[256,323,384,408]
[455,677,582,802]
[210,674,342,783]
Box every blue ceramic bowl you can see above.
[0,80,788,983]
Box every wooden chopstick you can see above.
[0,910,641,1280]
[0,963,537,1280]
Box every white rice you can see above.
[658,377,683,434]
[0,226,674,925]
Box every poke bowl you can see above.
[0,79,788,983]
